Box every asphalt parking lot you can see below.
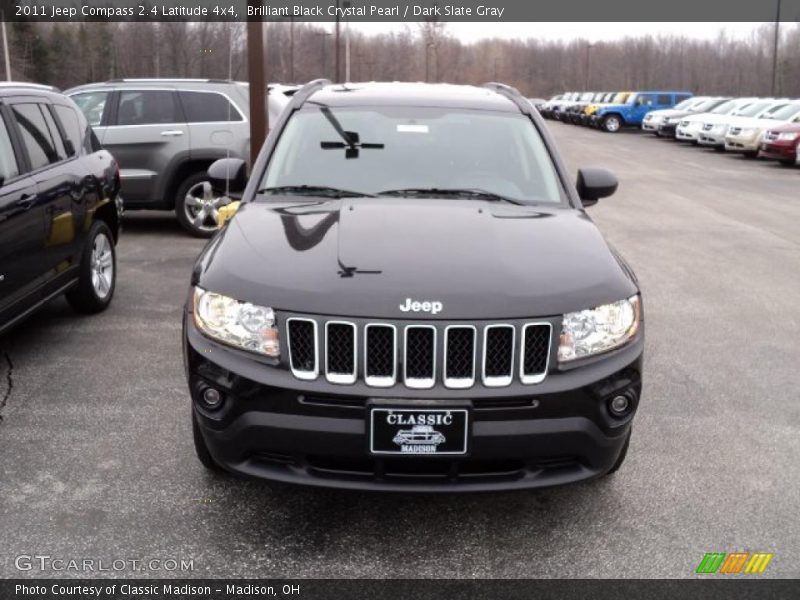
[1,121,798,579]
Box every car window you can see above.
[657,95,671,105]
[117,90,180,125]
[737,102,771,117]
[53,105,83,156]
[40,105,67,160]
[263,107,563,205]
[11,103,61,171]
[764,103,799,120]
[71,91,109,127]
[0,115,20,182]
[710,100,736,114]
[179,91,242,122]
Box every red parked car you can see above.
[759,123,800,165]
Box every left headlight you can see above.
[193,287,280,357]
[558,295,641,363]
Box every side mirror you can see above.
[576,168,618,207]
[208,158,247,195]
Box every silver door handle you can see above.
[160,130,184,137]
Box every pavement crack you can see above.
[0,351,12,423]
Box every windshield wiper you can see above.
[257,185,376,199]
[378,187,525,205]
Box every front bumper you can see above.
[724,134,760,153]
[758,140,796,160]
[642,119,662,132]
[184,315,644,492]
[698,129,726,147]
[676,123,702,142]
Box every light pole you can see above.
[343,1,351,82]
[771,0,782,96]
[1,14,11,81]
[584,42,595,90]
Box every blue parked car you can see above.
[592,91,693,133]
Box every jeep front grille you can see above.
[285,317,552,390]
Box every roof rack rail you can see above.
[482,82,533,116]
[288,78,331,109]
[104,78,233,84]
[0,82,60,92]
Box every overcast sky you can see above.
[340,22,769,43]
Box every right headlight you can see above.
[193,287,280,358]
[558,295,641,363]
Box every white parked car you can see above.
[675,98,758,143]
[724,101,800,157]
[642,96,712,132]
[698,99,786,150]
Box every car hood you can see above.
[723,116,775,130]
[765,123,800,134]
[193,198,638,320]
[647,108,687,119]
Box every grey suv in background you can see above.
[65,79,293,237]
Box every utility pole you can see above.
[334,1,341,82]
[771,0,782,96]
[247,2,267,164]
[1,14,11,82]
[289,17,294,82]
[343,1,351,82]
[584,42,595,90]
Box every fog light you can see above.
[609,394,631,417]
[201,387,223,410]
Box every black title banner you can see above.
[2,0,800,22]
[2,579,800,600]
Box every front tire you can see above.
[66,221,116,314]
[175,171,230,238]
[602,115,622,133]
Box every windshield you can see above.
[262,106,563,205]
[765,103,800,120]
[692,98,722,112]
[674,98,696,110]
[710,100,737,114]
[736,102,772,117]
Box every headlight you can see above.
[193,287,280,357]
[558,295,641,362]
[777,132,799,141]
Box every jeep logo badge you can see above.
[399,298,443,315]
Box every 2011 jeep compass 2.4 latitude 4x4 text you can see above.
[183,81,644,492]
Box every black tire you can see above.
[66,221,116,314]
[175,171,227,238]
[605,429,631,476]
[602,114,622,133]
[192,410,223,472]
[713,145,725,152]
[744,151,758,159]
[779,159,795,166]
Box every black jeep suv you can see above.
[0,84,121,334]
[183,81,644,492]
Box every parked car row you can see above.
[541,90,800,166]
[539,90,693,132]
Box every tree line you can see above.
[6,20,800,97]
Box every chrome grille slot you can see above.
[404,325,436,389]
[325,321,356,384]
[287,318,318,380]
[364,324,396,387]
[483,325,514,387]
[520,323,551,384]
[444,326,476,389]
